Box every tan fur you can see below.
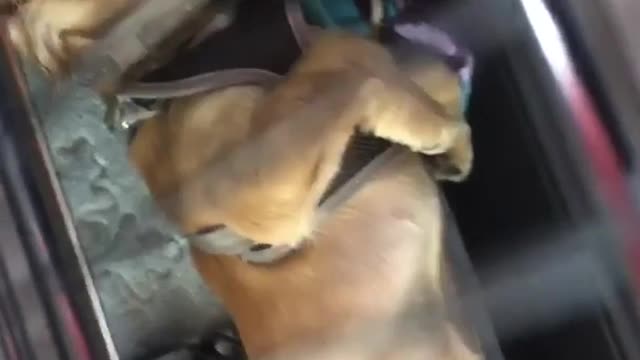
[8,2,478,357]
[129,31,477,359]
[131,32,471,248]
[190,152,480,359]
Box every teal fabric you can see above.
[328,1,368,34]
[383,0,397,20]
[299,0,472,112]
[300,0,337,28]
[300,0,399,36]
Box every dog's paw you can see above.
[368,111,472,181]
[423,121,473,182]
[358,75,473,181]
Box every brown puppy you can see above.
[131,32,471,249]
[129,31,477,359]
[7,2,477,357]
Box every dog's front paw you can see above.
[370,108,473,182]
[423,120,473,182]
[358,74,473,181]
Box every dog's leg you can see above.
[291,32,473,181]
[165,71,367,244]
[356,68,473,181]
[404,61,474,182]
[133,32,473,249]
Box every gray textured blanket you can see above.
[23,64,225,359]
